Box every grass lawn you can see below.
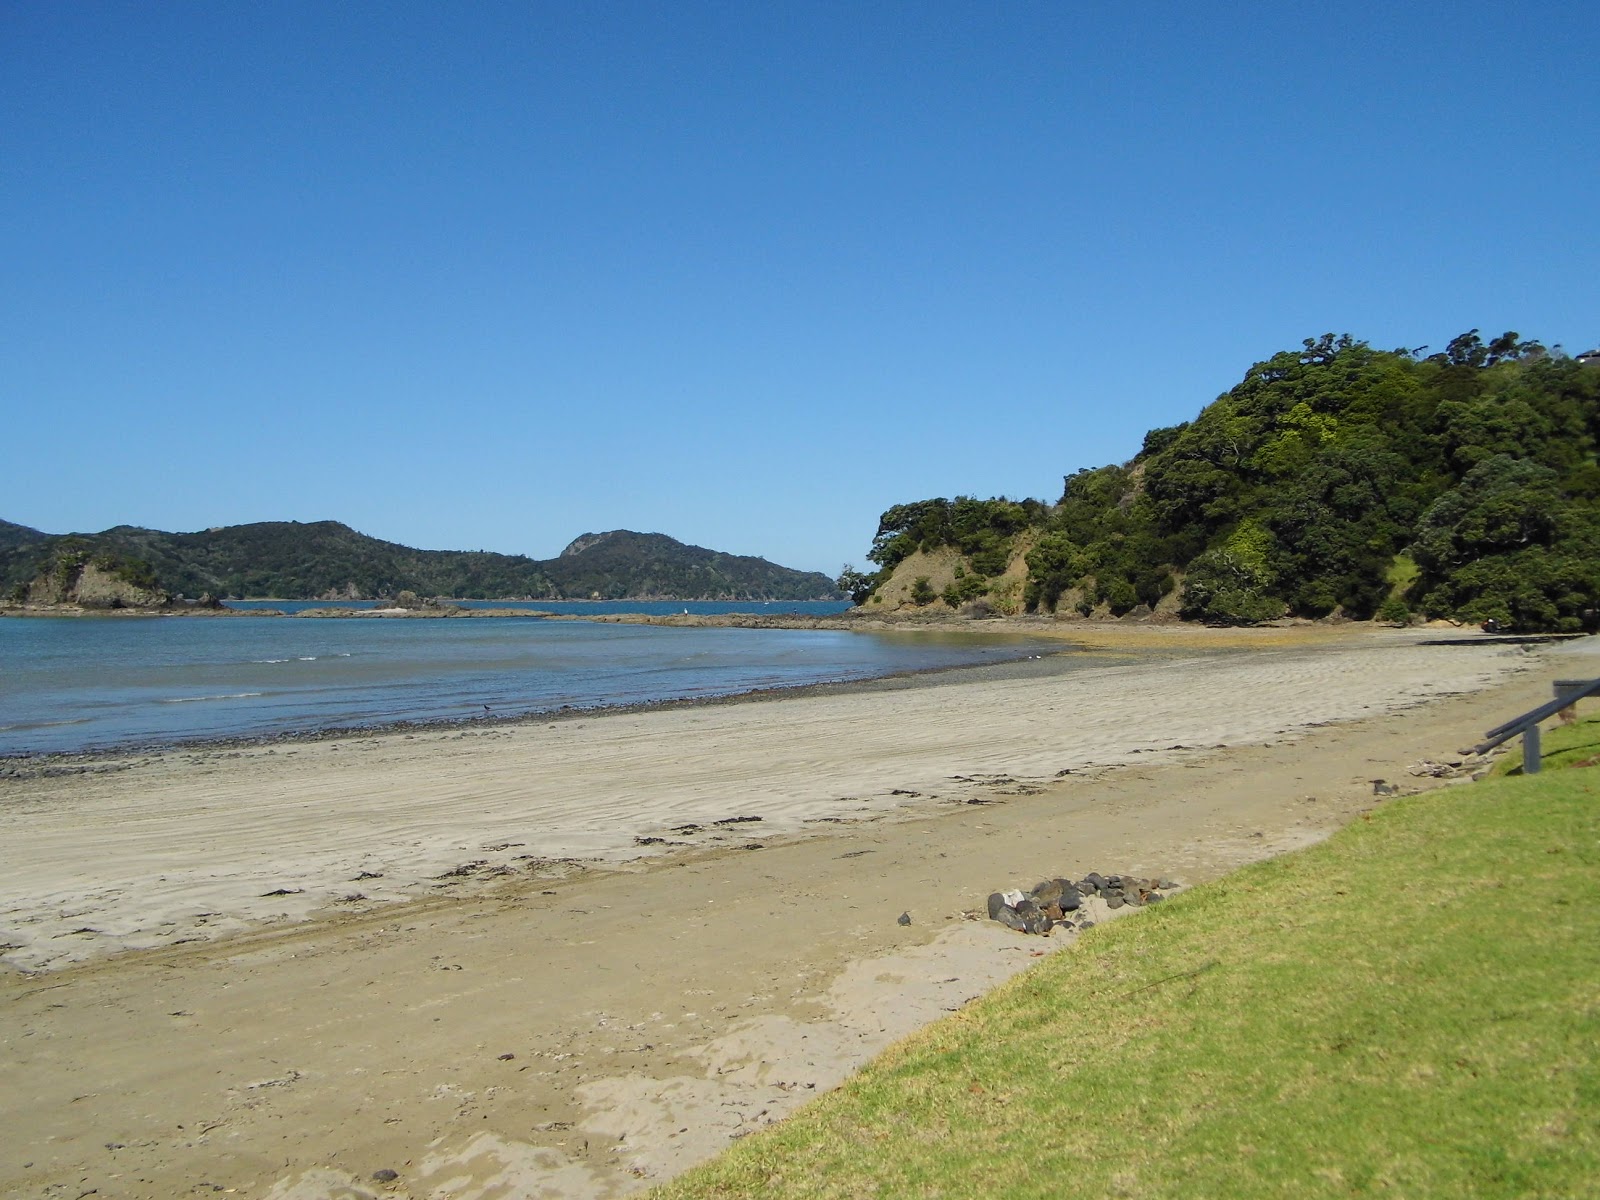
[652,744,1600,1198]
[1494,706,1600,776]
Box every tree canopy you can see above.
[851,333,1600,631]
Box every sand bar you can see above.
[1,628,1589,1199]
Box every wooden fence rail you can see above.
[1470,677,1600,775]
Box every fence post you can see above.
[1523,723,1542,775]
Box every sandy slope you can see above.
[0,628,1586,1200]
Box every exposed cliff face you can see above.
[864,538,1035,616]
[15,550,169,610]
[559,532,613,558]
[862,541,1188,622]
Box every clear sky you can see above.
[4,2,1596,575]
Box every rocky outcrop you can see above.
[559,532,614,558]
[58,562,168,608]
[10,540,170,610]
[863,540,1036,617]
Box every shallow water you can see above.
[0,612,1055,755]
[223,598,856,616]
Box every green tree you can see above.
[836,564,877,606]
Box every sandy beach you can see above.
[2,626,1590,1199]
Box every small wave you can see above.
[249,653,351,664]
[161,693,265,704]
[0,717,93,732]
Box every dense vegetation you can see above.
[542,530,836,600]
[850,332,1600,630]
[15,537,168,607]
[0,522,839,603]
[0,519,50,555]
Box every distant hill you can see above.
[0,521,840,603]
[0,520,49,554]
[547,531,834,600]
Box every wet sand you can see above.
[1,627,1587,1199]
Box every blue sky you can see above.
[4,2,1596,575]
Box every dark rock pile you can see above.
[987,872,1179,935]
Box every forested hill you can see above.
[0,521,840,602]
[851,331,1600,631]
[0,520,49,554]
[544,530,834,600]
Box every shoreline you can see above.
[2,632,1588,1200]
[0,625,1539,977]
[0,631,1093,769]
[0,599,852,620]
[2,616,1494,768]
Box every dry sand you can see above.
[1,627,1591,1199]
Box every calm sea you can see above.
[0,603,1056,755]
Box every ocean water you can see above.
[224,599,857,616]
[0,611,1054,755]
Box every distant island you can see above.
[0,522,841,608]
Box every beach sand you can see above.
[1,627,1589,1199]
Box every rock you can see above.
[987,867,1177,933]
[372,1168,399,1183]
[995,906,1027,932]
[1030,879,1064,907]
[897,911,912,926]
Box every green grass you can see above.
[1385,552,1420,594]
[1494,711,1600,777]
[652,764,1600,1199]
